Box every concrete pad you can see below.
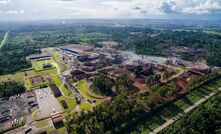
[35,87,63,118]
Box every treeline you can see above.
[160,93,221,134]
[1,24,221,75]
[130,30,221,66]
[0,25,153,75]
[66,75,177,133]
[91,75,113,96]
[66,73,220,133]
[0,81,25,98]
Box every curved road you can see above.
[0,31,9,50]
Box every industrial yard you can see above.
[0,43,219,134]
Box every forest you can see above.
[130,30,221,66]
[0,81,25,98]
[0,23,221,75]
[160,93,221,134]
[66,73,220,133]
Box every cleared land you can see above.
[35,87,63,118]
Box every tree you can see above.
[92,75,113,96]
[116,74,133,94]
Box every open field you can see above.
[60,84,74,97]
[47,126,68,134]
[32,110,40,121]
[57,96,77,111]
[32,58,55,71]
[35,121,49,128]
[49,50,69,73]
[0,67,58,83]
[25,74,61,90]
[79,103,92,111]
[128,77,221,134]
[77,80,106,100]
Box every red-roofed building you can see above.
[51,113,63,125]
[177,78,188,91]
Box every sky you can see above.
[0,0,220,21]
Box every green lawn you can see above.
[79,103,91,111]
[32,58,54,71]
[57,96,77,111]
[50,50,69,73]
[77,80,105,100]
[35,121,49,128]
[52,75,62,86]
[47,126,55,133]
[59,126,68,134]
[61,84,74,97]
[46,126,68,134]
[32,110,39,121]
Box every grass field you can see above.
[32,110,40,121]
[0,67,58,84]
[25,74,60,90]
[47,126,67,134]
[79,103,91,111]
[61,84,74,97]
[77,80,106,100]
[32,58,55,71]
[35,121,49,128]
[49,50,69,73]
[57,96,77,111]
[129,77,221,133]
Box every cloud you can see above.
[0,9,24,14]
[0,0,9,4]
[182,0,221,14]
[0,0,220,21]
[158,0,221,14]
[159,1,178,13]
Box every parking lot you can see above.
[35,87,63,118]
[0,92,35,131]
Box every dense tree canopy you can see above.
[1,24,221,75]
[91,75,113,96]
[0,81,25,97]
[161,93,221,134]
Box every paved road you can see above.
[0,31,9,50]
[52,62,61,74]
[150,87,221,134]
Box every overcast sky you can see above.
[0,0,220,21]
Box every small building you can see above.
[43,63,52,69]
[51,113,63,126]
[60,100,68,109]
[0,107,11,123]
[77,54,90,62]
[27,53,52,60]
[177,78,188,91]
[49,84,62,97]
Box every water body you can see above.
[125,51,168,64]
